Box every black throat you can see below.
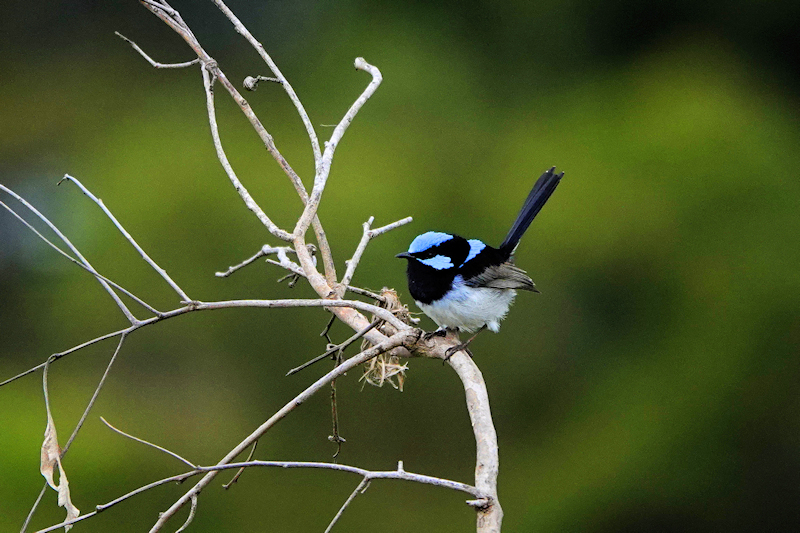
[405,260,457,304]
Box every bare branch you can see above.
[20,483,47,533]
[34,471,198,533]
[294,58,383,239]
[114,31,198,68]
[0,184,137,324]
[201,67,293,241]
[59,175,192,303]
[286,318,381,376]
[2,297,408,390]
[0,198,160,315]
[341,216,413,288]
[210,0,321,166]
[325,477,369,533]
[222,440,258,490]
[200,460,484,498]
[36,456,482,533]
[148,330,416,531]
[100,417,196,469]
[174,494,198,533]
[62,334,127,455]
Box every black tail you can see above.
[499,167,564,254]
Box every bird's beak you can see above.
[395,252,413,259]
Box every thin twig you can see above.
[34,471,198,533]
[174,494,198,533]
[320,313,337,344]
[324,477,369,533]
[329,344,345,458]
[222,440,258,490]
[243,75,281,90]
[61,334,127,455]
[148,331,416,532]
[0,184,137,324]
[201,66,293,241]
[19,483,47,533]
[1,329,128,388]
[341,216,413,287]
[0,198,160,315]
[214,247,269,277]
[345,285,385,302]
[101,417,197,469]
[211,0,321,166]
[59,175,191,303]
[293,58,383,239]
[286,318,381,376]
[216,244,316,279]
[115,31,199,68]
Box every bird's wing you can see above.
[464,262,538,292]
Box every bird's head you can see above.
[396,231,486,273]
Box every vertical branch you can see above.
[446,353,503,532]
[293,58,382,240]
[200,66,293,242]
[209,0,340,284]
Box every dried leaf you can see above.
[55,456,80,531]
[40,413,60,490]
[40,413,80,530]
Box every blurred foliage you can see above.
[1,1,799,532]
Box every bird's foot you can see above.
[422,327,448,341]
[444,341,474,362]
[442,325,487,363]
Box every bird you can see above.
[396,166,564,357]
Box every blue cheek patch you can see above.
[419,254,454,270]
[464,239,486,264]
[408,232,453,254]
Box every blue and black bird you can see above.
[396,167,564,353]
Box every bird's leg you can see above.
[423,326,449,341]
[444,325,487,361]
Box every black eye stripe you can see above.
[411,234,471,265]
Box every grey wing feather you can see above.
[464,262,539,292]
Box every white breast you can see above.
[416,275,517,333]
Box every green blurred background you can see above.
[2,1,799,531]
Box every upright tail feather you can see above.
[499,166,564,254]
